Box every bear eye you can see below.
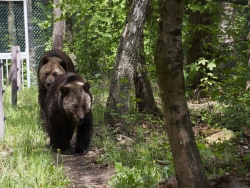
[53,72,58,77]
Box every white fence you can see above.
[0,0,30,88]
[0,52,30,88]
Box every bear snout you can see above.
[45,78,54,89]
[47,82,52,87]
[72,114,85,125]
[79,116,85,123]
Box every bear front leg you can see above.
[50,124,68,151]
[64,125,75,149]
[74,111,93,156]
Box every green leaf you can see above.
[114,162,123,172]
[207,60,216,71]
[198,59,208,66]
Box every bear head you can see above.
[59,80,91,125]
[39,56,68,90]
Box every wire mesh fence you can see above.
[0,0,52,86]
[28,0,52,69]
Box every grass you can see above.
[0,86,69,187]
[0,84,249,187]
[91,109,175,187]
[90,83,250,187]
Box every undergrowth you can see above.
[91,81,250,187]
[0,86,69,187]
[90,83,174,187]
[0,83,249,187]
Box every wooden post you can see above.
[16,46,21,92]
[0,60,5,141]
[11,46,17,105]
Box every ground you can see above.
[59,135,115,188]
[55,101,250,188]
[62,150,115,188]
[59,126,250,188]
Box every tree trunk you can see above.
[134,33,161,115]
[154,0,208,187]
[0,62,4,141]
[26,0,36,68]
[105,0,151,124]
[187,0,212,89]
[248,0,250,69]
[65,17,73,45]
[8,1,16,46]
[52,0,65,50]
[220,3,235,69]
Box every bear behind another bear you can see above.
[37,49,76,125]
[44,72,93,156]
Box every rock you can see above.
[199,128,221,137]
[157,176,178,188]
[205,130,235,143]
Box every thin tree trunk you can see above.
[105,0,151,124]
[52,0,65,50]
[26,0,36,68]
[247,0,250,90]
[248,0,250,69]
[220,2,235,69]
[0,62,5,141]
[154,0,208,187]
[134,33,161,115]
[65,17,73,45]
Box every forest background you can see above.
[1,0,250,187]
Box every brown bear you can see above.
[37,49,76,126]
[44,72,93,156]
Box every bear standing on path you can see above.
[37,49,76,126]
[44,72,93,156]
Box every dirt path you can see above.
[61,150,115,188]
[57,134,115,188]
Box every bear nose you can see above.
[79,116,84,121]
[47,83,52,87]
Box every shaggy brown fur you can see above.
[37,49,76,126]
[44,72,93,156]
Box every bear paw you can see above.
[74,149,88,157]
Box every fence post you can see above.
[11,46,18,105]
[0,60,5,141]
[16,46,21,92]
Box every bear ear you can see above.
[60,60,68,72]
[83,82,91,92]
[41,56,49,65]
[60,86,71,96]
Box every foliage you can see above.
[109,162,162,188]
[209,64,250,130]
[142,0,159,79]
[184,58,218,96]
[196,137,250,177]
[183,1,249,131]
[0,84,249,187]
[41,0,160,80]
[9,0,250,186]
[91,84,250,186]
[91,106,174,187]
[0,87,69,187]
[183,1,248,94]
[57,0,128,77]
